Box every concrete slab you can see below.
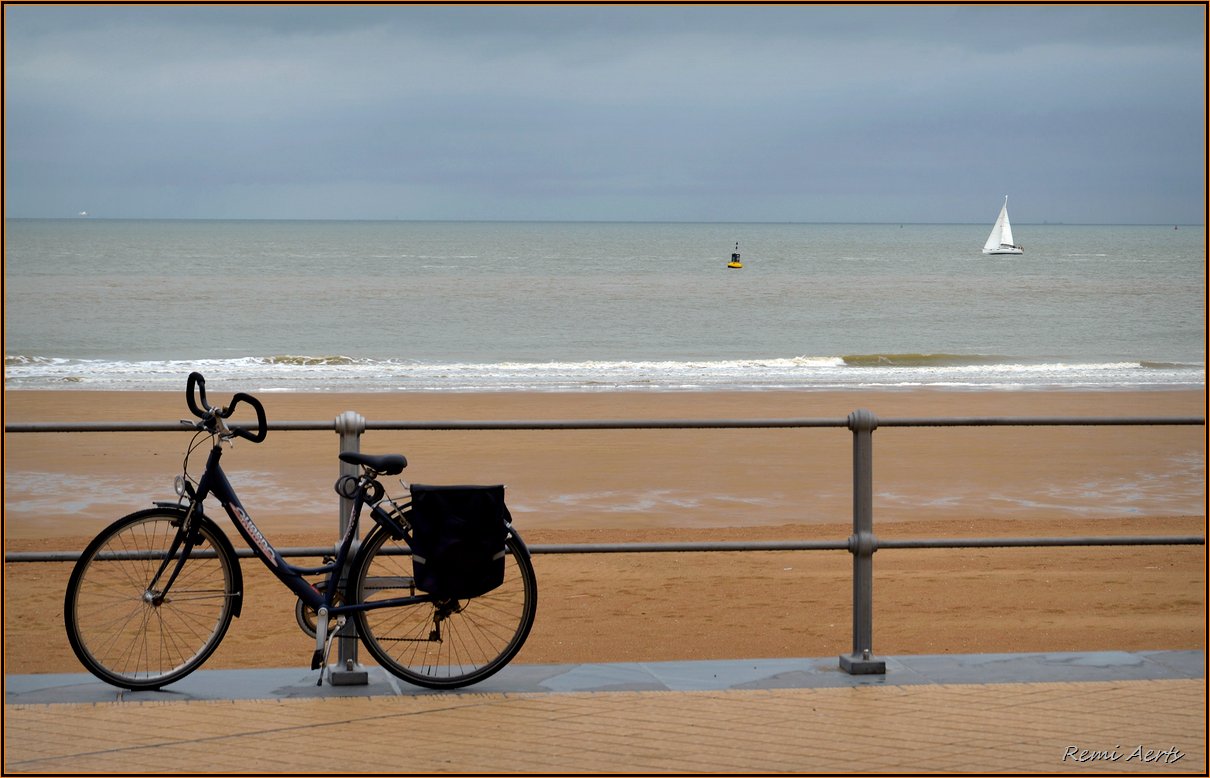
[5,650,1202,705]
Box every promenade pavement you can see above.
[4,650,1205,774]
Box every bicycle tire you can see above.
[352,525,537,689]
[64,508,241,690]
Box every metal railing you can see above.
[5,409,1205,678]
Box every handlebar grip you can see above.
[227,392,268,443]
[186,372,210,418]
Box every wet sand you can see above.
[3,388,1205,674]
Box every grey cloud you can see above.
[4,5,1204,223]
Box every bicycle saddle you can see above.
[339,452,408,475]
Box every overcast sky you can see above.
[4,5,1205,224]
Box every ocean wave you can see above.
[6,355,65,366]
[841,353,1012,367]
[1139,360,1202,370]
[4,353,1204,392]
[262,355,366,366]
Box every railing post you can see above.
[331,410,369,685]
[840,408,886,675]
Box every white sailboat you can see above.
[982,196,1023,255]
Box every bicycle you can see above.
[63,372,537,691]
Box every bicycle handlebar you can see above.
[186,372,268,443]
[185,371,209,418]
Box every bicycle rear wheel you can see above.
[352,526,537,689]
[64,508,240,690]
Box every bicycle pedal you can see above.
[310,649,323,671]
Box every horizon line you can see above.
[6,217,1205,228]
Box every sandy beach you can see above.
[4,388,1205,675]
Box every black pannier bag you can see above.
[405,484,509,599]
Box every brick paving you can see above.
[5,678,1205,774]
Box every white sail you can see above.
[998,206,1015,247]
[982,210,1002,253]
[982,196,1023,255]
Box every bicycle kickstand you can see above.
[310,607,347,687]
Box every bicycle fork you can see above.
[145,504,205,607]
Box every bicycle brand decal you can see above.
[228,502,278,567]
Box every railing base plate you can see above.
[328,665,370,686]
[839,654,887,675]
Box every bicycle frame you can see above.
[186,442,432,620]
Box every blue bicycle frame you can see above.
[187,443,431,623]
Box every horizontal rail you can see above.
[4,416,1204,434]
[876,416,1206,427]
[6,535,1204,563]
[875,535,1206,549]
[529,536,1206,553]
[7,541,848,563]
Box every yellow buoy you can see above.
[727,241,743,268]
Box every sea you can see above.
[4,219,1205,393]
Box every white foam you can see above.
[4,354,1204,392]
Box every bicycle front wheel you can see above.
[352,526,537,689]
[64,508,240,690]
